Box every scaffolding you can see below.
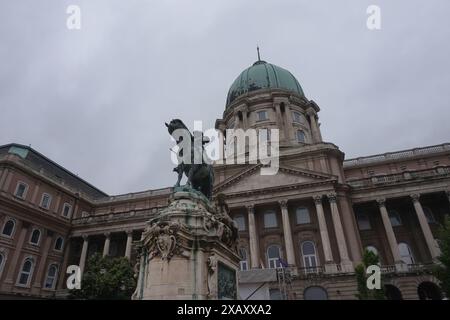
[276,267,293,300]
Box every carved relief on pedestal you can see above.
[141,220,182,261]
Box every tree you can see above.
[70,253,136,300]
[355,249,385,300]
[433,215,450,298]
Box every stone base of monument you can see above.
[132,186,240,300]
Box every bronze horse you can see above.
[165,119,214,199]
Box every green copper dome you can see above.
[226,60,304,107]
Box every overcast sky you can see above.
[1,0,449,195]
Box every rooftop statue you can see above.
[165,119,215,200]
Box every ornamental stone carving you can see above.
[142,220,181,261]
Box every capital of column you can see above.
[246,204,255,214]
[376,198,386,207]
[278,199,288,209]
[306,108,317,119]
[327,193,337,203]
[82,234,89,241]
[104,232,111,238]
[126,229,133,236]
[410,193,421,203]
[313,195,323,205]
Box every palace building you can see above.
[0,58,449,300]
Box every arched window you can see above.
[301,241,317,269]
[398,242,414,265]
[17,258,34,286]
[388,210,402,226]
[296,207,311,224]
[1,219,15,237]
[44,264,58,289]
[30,229,41,245]
[356,212,371,230]
[365,245,378,256]
[304,286,328,300]
[418,281,443,300]
[239,248,248,271]
[267,245,281,269]
[423,207,436,224]
[263,210,277,228]
[296,130,306,143]
[384,284,403,300]
[54,237,64,251]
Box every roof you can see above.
[0,143,108,199]
[226,60,304,107]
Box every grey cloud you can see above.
[1,0,449,194]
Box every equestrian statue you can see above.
[165,119,215,200]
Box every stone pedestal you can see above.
[132,186,240,300]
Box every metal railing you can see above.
[344,143,450,168]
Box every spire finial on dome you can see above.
[257,45,261,61]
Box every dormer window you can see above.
[257,110,268,121]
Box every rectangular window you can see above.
[356,212,371,230]
[257,110,268,121]
[264,211,277,228]
[40,193,52,209]
[234,216,246,231]
[62,203,72,218]
[292,111,302,123]
[14,182,28,199]
[296,207,311,224]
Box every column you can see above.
[103,233,111,257]
[327,194,352,272]
[377,199,402,267]
[53,193,61,214]
[0,168,8,189]
[4,221,31,285]
[247,205,260,268]
[33,230,54,288]
[234,113,240,129]
[279,200,296,266]
[79,235,89,276]
[313,196,333,263]
[307,109,322,143]
[57,237,71,290]
[274,103,286,141]
[411,194,441,260]
[31,182,40,205]
[1,170,13,192]
[125,230,133,260]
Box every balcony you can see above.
[381,263,435,275]
[343,143,450,168]
[347,166,450,189]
